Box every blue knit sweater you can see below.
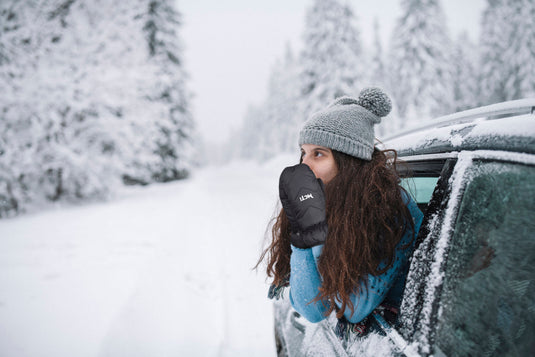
[288,193,423,323]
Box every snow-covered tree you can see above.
[452,32,480,111]
[479,0,535,104]
[0,0,195,217]
[516,0,535,97]
[388,0,454,128]
[369,18,391,138]
[298,0,366,122]
[1,0,119,215]
[138,0,195,182]
[262,46,300,155]
[479,0,515,103]
[236,45,300,162]
[370,18,386,88]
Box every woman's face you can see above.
[300,144,338,184]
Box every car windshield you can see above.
[434,160,535,356]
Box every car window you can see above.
[434,160,535,356]
[398,159,446,214]
[400,176,439,205]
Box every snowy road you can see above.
[0,157,294,357]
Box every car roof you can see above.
[381,99,535,157]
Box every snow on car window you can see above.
[400,152,474,353]
[435,160,535,356]
[436,162,535,357]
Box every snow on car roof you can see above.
[382,103,535,156]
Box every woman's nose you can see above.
[302,160,316,177]
[302,156,311,167]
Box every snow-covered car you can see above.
[272,99,535,357]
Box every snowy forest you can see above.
[2,0,535,218]
[0,0,195,217]
[232,0,535,162]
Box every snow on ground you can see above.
[0,155,296,357]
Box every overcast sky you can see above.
[180,0,486,146]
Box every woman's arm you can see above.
[289,245,329,322]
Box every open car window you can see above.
[398,158,447,214]
[401,176,439,209]
[434,160,535,356]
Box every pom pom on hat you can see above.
[357,87,392,118]
[327,87,392,123]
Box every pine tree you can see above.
[452,32,479,111]
[1,0,118,213]
[298,0,366,122]
[236,45,300,162]
[370,18,386,88]
[388,0,454,128]
[480,0,535,103]
[369,18,391,137]
[0,1,31,215]
[0,0,195,216]
[517,0,535,97]
[263,45,300,155]
[479,0,514,103]
[139,0,195,182]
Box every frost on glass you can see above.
[435,161,535,356]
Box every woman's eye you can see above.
[314,151,323,158]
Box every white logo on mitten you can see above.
[299,193,314,202]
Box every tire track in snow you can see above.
[98,162,286,357]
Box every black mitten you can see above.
[279,164,328,249]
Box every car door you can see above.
[398,151,535,357]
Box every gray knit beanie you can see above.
[298,87,392,161]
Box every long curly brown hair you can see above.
[258,148,414,319]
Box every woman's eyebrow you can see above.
[315,148,330,153]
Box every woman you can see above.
[259,87,423,339]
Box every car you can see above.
[272,98,535,357]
